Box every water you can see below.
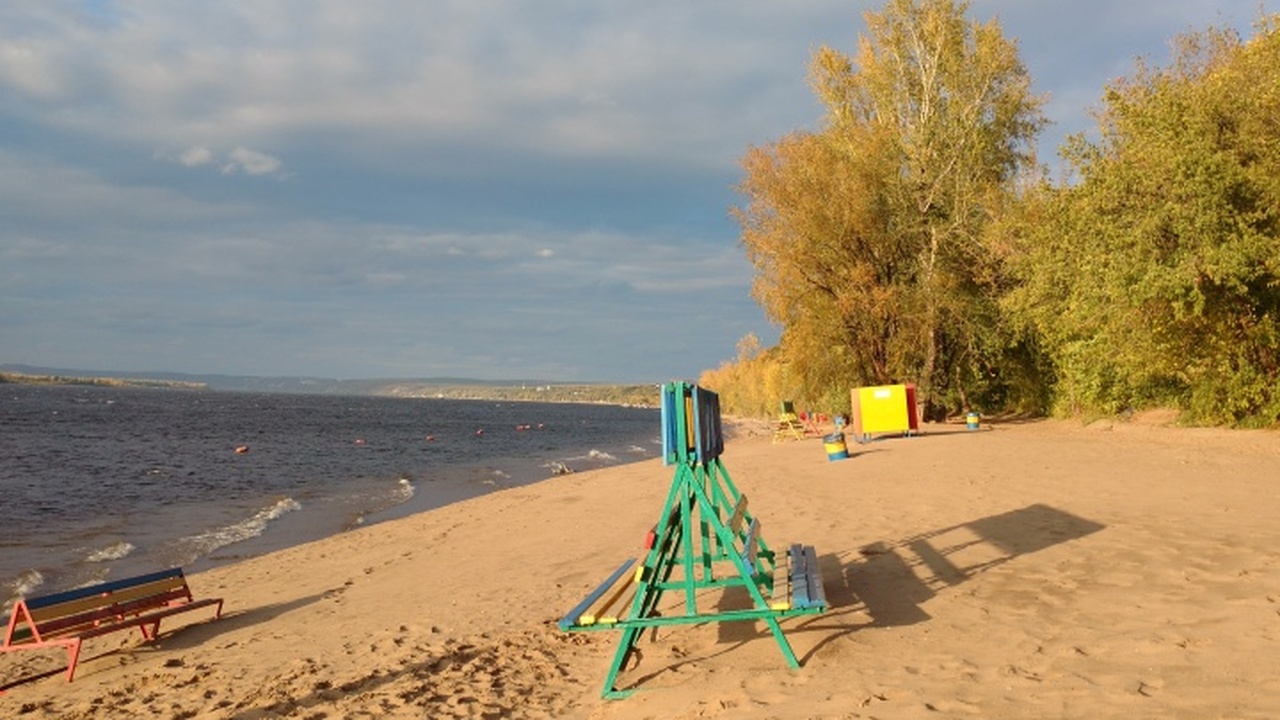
[0,384,660,607]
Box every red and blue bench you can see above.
[2,567,223,682]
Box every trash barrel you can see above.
[823,432,849,461]
[966,411,980,431]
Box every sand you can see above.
[3,415,1279,719]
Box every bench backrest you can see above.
[5,568,194,646]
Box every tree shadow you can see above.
[792,503,1106,662]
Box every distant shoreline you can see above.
[0,371,207,390]
[0,371,661,407]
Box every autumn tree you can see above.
[736,0,1044,417]
[1006,18,1280,424]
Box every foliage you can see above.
[733,0,1045,420]
[700,334,784,417]
[1005,19,1280,425]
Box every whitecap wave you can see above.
[587,449,616,461]
[627,445,648,454]
[178,497,302,560]
[86,541,136,563]
[3,569,45,611]
[342,478,417,531]
[395,477,415,500]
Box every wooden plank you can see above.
[29,586,191,637]
[557,559,636,631]
[22,568,185,611]
[726,494,749,535]
[595,581,642,625]
[803,545,827,609]
[769,556,791,611]
[73,598,223,641]
[739,519,760,571]
[789,544,811,608]
[27,576,188,625]
[581,565,638,626]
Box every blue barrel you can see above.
[966,411,980,431]
[823,433,848,461]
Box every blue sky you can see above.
[2,1,1274,382]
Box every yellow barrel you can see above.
[823,433,849,461]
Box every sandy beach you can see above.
[3,415,1279,719]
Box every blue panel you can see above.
[661,383,677,466]
[23,568,184,610]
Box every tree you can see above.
[1006,18,1280,424]
[735,0,1044,417]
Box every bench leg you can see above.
[762,615,801,669]
[65,640,83,682]
[600,626,643,700]
[139,619,162,641]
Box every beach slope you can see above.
[3,417,1279,719]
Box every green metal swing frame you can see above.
[558,382,826,699]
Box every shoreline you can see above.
[4,418,1278,718]
[0,385,664,611]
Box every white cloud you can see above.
[222,146,283,176]
[179,145,213,167]
[2,0,1277,380]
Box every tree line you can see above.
[699,0,1279,428]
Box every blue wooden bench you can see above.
[2,567,223,682]
[559,540,826,632]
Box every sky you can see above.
[2,1,1275,383]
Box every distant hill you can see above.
[0,364,664,406]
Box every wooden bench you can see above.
[560,540,826,631]
[2,567,223,682]
[558,382,828,698]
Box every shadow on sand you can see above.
[791,502,1106,661]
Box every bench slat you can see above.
[726,494,749,535]
[580,563,639,626]
[788,545,810,608]
[803,545,827,609]
[23,568,187,611]
[783,544,827,610]
[739,519,760,571]
[558,559,636,631]
[770,556,791,611]
[72,598,223,641]
[592,575,642,626]
[18,587,193,642]
[27,576,190,625]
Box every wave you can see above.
[2,569,45,611]
[587,449,616,462]
[85,541,136,563]
[395,476,415,500]
[176,497,302,562]
[343,477,417,530]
